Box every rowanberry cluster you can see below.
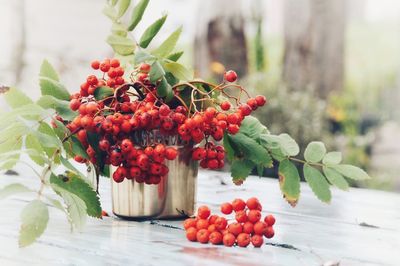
[183,197,276,248]
[66,58,267,184]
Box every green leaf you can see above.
[103,5,118,21]
[256,165,264,177]
[106,34,136,56]
[33,131,61,149]
[278,134,299,156]
[164,72,179,86]
[86,131,108,176]
[25,134,46,166]
[149,61,165,82]
[228,133,271,165]
[50,173,101,218]
[4,88,33,109]
[19,200,49,247]
[134,50,156,64]
[71,136,89,160]
[167,51,184,62]
[304,141,326,163]
[238,116,268,139]
[60,156,83,178]
[323,167,349,191]
[0,184,33,200]
[111,22,127,37]
[323,152,342,165]
[164,62,192,81]
[51,184,87,230]
[331,164,371,180]
[278,159,300,206]
[94,86,114,101]
[223,133,235,161]
[127,0,149,31]
[0,104,47,128]
[303,164,331,203]
[39,77,70,101]
[152,26,182,58]
[156,76,172,99]
[39,60,69,101]
[139,15,167,48]
[37,95,77,121]
[39,59,59,81]
[117,0,130,18]
[231,159,255,181]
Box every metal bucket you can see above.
[111,132,198,220]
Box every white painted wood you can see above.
[0,170,399,266]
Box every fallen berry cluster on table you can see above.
[65,58,267,185]
[183,197,276,247]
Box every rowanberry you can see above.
[248,210,262,223]
[196,229,210,244]
[243,222,254,234]
[209,231,223,245]
[183,218,197,230]
[165,147,178,160]
[264,226,275,239]
[220,202,233,215]
[251,235,264,248]
[224,70,237,83]
[255,95,267,106]
[231,198,246,212]
[235,210,248,223]
[264,214,276,226]
[91,60,100,70]
[214,217,228,231]
[220,101,231,111]
[253,221,267,235]
[236,233,251,247]
[228,222,243,236]
[223,233,236,247]
[186,227,197,242]
[197,205,211,219]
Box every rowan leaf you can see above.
[127,0,149,31]
[164,62,192,81]
[323,152,342,165]
[303,164,331,203]
[331,164,371,180]
[139,15,167,48]
[19,200,49,247]
[231,159,255,181]
[4,87,33,109]
[50,173,101,218]
[152,26,182,58]
[323,167,349,191]
[278,159,300,207]
[304,141,326,163]
[107,34,136,55]
[0,183,33,200]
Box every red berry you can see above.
[243,222,254,234]
[196,229,210,244]
[228,222,243,236]
[223,233,236,247]
[231,198,246,212]
[224,70,238,83]
[209,231,223,245]
[246,197,260,210]
[248,210,262,223]
[235,210,248,223]
[186,227,197,242]
[196,219,209,230]
[227,113,240,124]
[197,205,211,219]
[100,62,111,72]
[69,99,81,111]
[239,104,252,116]
[110,58,120,68]
[140,63,151,73]
[236,233,251,247]
[247,98,258,110]
[220,202,233,215]
[159,104,170,116]
[227,124,240,134]
[251,235,264,248]
[183,218,197,230]
[255,95,267,106]
[129,166,141,178]
[86,75,98,86]
[214,217,228,231]
[264,226,275,239]
[208,214,219,225]
[264,214,276,226]
[91,60,100,70]
[220,101,231,111]
[165,147,178,160]
[253,222,267,235]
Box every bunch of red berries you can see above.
[183,197,276,248]
[66,58,267,184]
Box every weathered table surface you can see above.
[0,169,399,266]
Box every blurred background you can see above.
[1,0,400,192]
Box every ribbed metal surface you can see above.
[111,142,198,219]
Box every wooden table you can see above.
[0,170,399,266]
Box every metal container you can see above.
[111,131,198,220]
